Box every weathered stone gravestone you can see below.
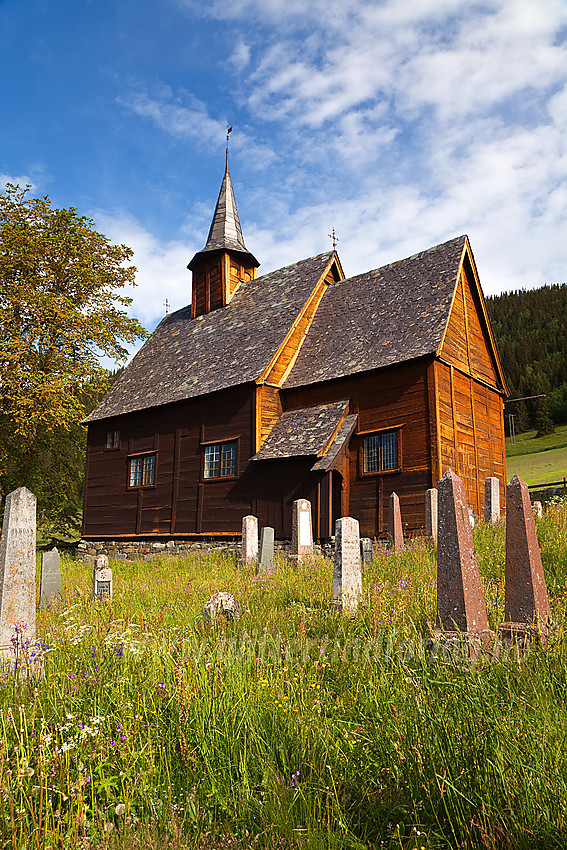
[425,488,438,541]
[93,554,113,601]
[0,487,37,661]
[291,499,313,562]
[258,526,275,573]
[333,517,362,615]
[203,591,240,625]
[388,492,404,551]
[532,500,543,519]
[499,475,551,643]
[484,477,500,524]
[241,515,258,565]
[40,548,61,609]
[360,537,373,565]
[434,469,491,652]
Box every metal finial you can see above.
[328,227,339,250]
[226,123,232,171]
[164,298,170,315]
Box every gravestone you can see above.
[436,469,491,644]
[360,537,373,565]
[0,487,37,660]
[93,554,113,601]
[499,475,551,643]
[532,500,543,519]
[258,526,275,573]
[333,517,362,615]
[484,477,500,524]
[40,548,61,609]
[241,515,259,565]
[425,488,438,540]
[203,591,240,625]
[388,492,404,551]
[290,499,313,562]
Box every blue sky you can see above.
[2,0,567,351]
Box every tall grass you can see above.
[1,516,567,849]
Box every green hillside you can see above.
[506,424,567,486]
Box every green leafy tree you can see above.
[0,184,146,534]
[535,397,555,438]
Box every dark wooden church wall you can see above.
[83,384,255,538]
[282,359,432,537]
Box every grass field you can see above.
[506,424,567,485]
[3,506,567,850]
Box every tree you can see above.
[535,397,555,439]
[0,184,146,534]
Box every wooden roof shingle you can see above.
[284,235,467,389]
[252,400,350,460]
[85,251,334,422]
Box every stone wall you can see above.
[77,539,336,563]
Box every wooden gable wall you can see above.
[435,249,506,515]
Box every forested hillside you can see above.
[487,283,567,430]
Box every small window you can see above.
[106,430,120,449]
[362,430,399,473]
[129,454,156,487]
[203,440,237,479]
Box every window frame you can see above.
[105,429,120,450]
[358,426,403,476]
[127,451,157,489]
[200,437,239,481]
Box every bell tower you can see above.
[188,134,259,317]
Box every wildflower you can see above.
[115,803,126,816]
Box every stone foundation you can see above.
[77,539,337,563]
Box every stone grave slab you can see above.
[484,477,500,524]
[333,517,362,615]
[241,515,259,565]
[388,492,404,551]
[0,487,37,660]
[258,526,275,573]
[425,488,438,540]
[93,554,113,601]
[40,547,61,608]
[291,499,313,562]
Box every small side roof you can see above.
[85,251,335,423]
[284,235,467,389]
[252,400,350,461]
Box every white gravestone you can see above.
[484,477,500,524]
[333,517,363,615]
[425,488,438,540]
[258,527,275,573]
[360,537,373,565]
[241,515,259,565]
[532,501,543,519]
[40,547,62,608]
[93,554,113,601]
[291,499,313,562]
[0,487,37,660]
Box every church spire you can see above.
[188,136,259,317]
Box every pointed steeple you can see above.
[188,141,259,317]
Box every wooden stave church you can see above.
[82,156,508,542]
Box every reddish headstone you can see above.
[388,492,404,551]
[436,469,489,633]
[501,474,550,636]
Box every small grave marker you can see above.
[360,537,373,565]
[333,517,362,615]
[291,499,313,562]
[532,500,543,519]
[388,492,404,551]
[40,548,61,609]
[0,487,37,660]
[258,526,275,573]
[241,515,259,565]
[500,475,551,643]
[93,554,113,601]
[203,592,240,625]
[425,488,438,540]
[484,477,500,524]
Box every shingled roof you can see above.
[252,400,350,460]
[85,251,335,422]
[284,235,467,389]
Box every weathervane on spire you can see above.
[226,123,232,170]
[164,298,169,315]
[328,227,339,251]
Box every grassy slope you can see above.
[506,424,567,485]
